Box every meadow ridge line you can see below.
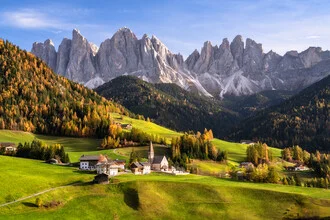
[0,183,81,208]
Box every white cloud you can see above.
[306,35,321,39]
[1,9,71,29]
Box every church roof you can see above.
[140,162,151,166]
[153,156,166,164]
[79,155,99,161]
[131,162,142,168]
[131,162,150,168]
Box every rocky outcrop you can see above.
[209,38,237,76]
[31,28,330,98]
[263,50,281,72]
[192,41,214,74]
[56,38,71,76]
[276,51,304,72]
[186,36,330,96]
[96,28,188,86]
[185,49,200,70]
[32,29,97,83]
[31,39,57,70]
[65,29,97,82]
[299,47,322,68]
[242,38,264,77]
[230,35,244,68]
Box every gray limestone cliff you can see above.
[31,28,330,98]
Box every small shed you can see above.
[0,142,16,154]
[121,124,132,130]
[131,162,143,175]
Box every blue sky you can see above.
[1,0,330,58]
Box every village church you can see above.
[148,141,169,171]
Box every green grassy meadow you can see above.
[188,159,230,176]
[0,123,324,219]
[0,156,94,204]
[112,113,181,143]
[0,130,127,162]
[212,138,282,164]
[0,128,285,176]
[0,170,330,220]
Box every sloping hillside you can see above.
[222,90,295,118]
[95,76,238,137]
[1,168,330,220]
[0,39,127,137]
[230,75,330,151]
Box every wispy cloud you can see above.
[1,9,71,29]
[306,35,321,39]
[1,1,330,56]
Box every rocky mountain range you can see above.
[31,28,330,98]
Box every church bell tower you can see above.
[148,141,154,164]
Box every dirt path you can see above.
[0,183,79,208]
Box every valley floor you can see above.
[0,130,327,219]
[0,156,330,220]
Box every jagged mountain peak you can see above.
[285,50,299,57]
[220,38,230,49]
[73,28,80,34]
[151,35,169,48]
[72,28,85,40]
[113,27,137,40]
[193,49,199,54]
[246,38,261,47]
[31,38,57,70]
[204,40,213,47]
[233,34,243,41]
[44,39,55,47]
[33,38,54,47]
[117,26,133,33]
[306,46,322,52]
[31,29,330,99]
[142,33,149,39]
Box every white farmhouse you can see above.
[79,155,101,170]
[140,162,151,174]
[96,161,120,176]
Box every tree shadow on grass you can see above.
[73,170,96,175]
[123,187,139,210]
[22,202,37,208]
[67,180,94,186]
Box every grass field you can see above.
[0,130,129,162]
[0,129,259,163]
[212,139,282,164]
[0,156,94,204]
[112,113,181,143]
[0,129,286,177]
[0,170,330,220]
[188,159,230,176]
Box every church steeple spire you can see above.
[148,141,154,164]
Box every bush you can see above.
[5,194,15,203]
[35,198,43,207]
